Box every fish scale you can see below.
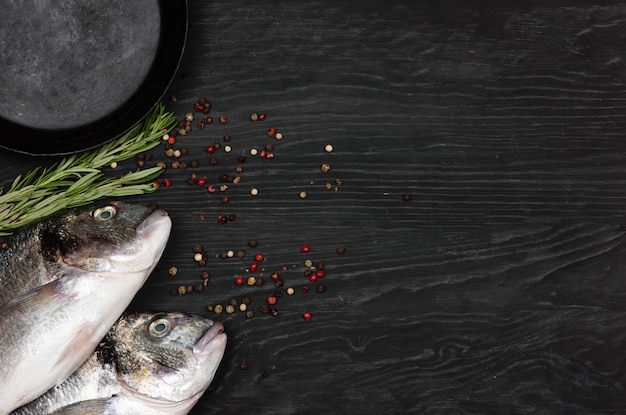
[0,202,172,414]
[11,312,227,415]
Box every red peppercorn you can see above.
[266,153,275,160]
[303,312,312,321]
[254,253,264,262]
[258,113,266,121]
[300,244,311,253]
[163,177,172,187]
[205,145,215,154]
[267,128,276,137]
[152,179,160,188]
[234,276,244,285]
[249,262,259,273]
[309,274,318,283]
[207,184,216,193]
[259,150,267,158]
[316,270,325,278]
[266,296,277,305]
[167,136,176,145]
[217,215,228,225]
[196,177,206,186]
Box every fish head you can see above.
[101,311,227,411]
[42,201,171,274]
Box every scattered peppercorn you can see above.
[240,359,249,370]
[168,266,178,276]
[321,163,331,173]
[402,193,413,202]
[337,247,346,255]
[316,284,327,293]
[303,312,312,321]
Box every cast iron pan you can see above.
[0,0,187,155]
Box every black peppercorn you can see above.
[402,193,412,202]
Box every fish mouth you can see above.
[193,321,226,354]
[136,209,171,237]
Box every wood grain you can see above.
[3,0,626,413]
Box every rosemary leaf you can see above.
[0,104,176,234]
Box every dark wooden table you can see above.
[3,1,626,413]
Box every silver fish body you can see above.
[0,203,172,414]
[0,201,166,307]
[13,312,227,415]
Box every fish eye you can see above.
[92,205,118,222]
[149,318,171,338]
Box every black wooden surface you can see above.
[3,1,626,413]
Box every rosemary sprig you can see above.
[0,104,176,235]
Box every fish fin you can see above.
[0,279,63,314]
[51,324,97,386]
[50,398,113,415]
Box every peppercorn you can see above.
[207,305,214,312]
[286,287,295,295]
[316,284,327,293]
[235,276,244,285]
[168,266,178,276]
[240,359,249,370]
[194,284,204,292]
[190,160,199,168]
[260,304,269,314]
[229,213,237,221]
[227,250,234,258]
[303,312,312,321]
[214,304,224,314]
[301,285,310,293]
[221,195,230,203]
[325,144,334,153]
[193,245,203,253]
[223,135,231,142]
[177,285,186,295]
[242,297,251,305]
[218,251,228,259]
[225,305,235,314]
[193,253,203,262]
[219,116,227,124]
[201,271,210,280]
[233,176,242,184]
[270,272,280,281]
[237,249,246,258]
[254,276,265,286]
[336,247,346,255]
[248,239,259,248]
[250,188,259,196]
[250,113,258,121]
[270,308,279,316]
[217,215,227,225]
[246,310,254,319]
[300,244,311,253]
[275,279,283,287]
[320,163,331,173]
[210,158,218,166]
[402,193,413,202]
[239,303,248,312]
[304,259,313,268]
[247,276,256,286]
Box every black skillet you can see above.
[0,0,187,156]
